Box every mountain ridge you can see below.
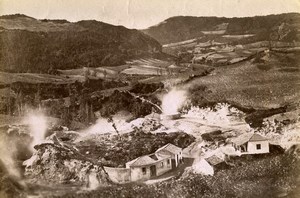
[0,14,162,73]
[143,12,300,44]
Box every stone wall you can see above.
[103,166,131,183]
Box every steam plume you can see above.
[82,118,117,134]
[0,134,26,188]
[23,111,47,151]
[0,139,21,179]
[161,88,187,115]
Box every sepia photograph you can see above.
[0,0,300,197]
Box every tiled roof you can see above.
[249,134,268,142]
[231,133,268,146]
[156,143,182,155]
[205,155,224,166]
[126,143,181,167]
[127,155,157,167]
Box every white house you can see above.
[231,133,269,154]
[125,154,172,181]
[125,143,183,181]
[156,143,183,168]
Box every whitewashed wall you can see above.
[247,141,269,154]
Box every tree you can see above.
[47,65,54,74]
[269,32,279,50]
[15,91,23,116]
[107,117,120,139]
[34,85,42,109]
[103,69,107,79]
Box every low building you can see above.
[203,148,227,169]
[156,143,183,168]
[125,143,182,181]
[231,133,269,155]
[126,154,172,181]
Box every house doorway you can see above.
[171,159,176,169]
[241,144,247,152]
[150,165,156,177]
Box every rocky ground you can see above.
[75,131,195,167]
[0,102,299,197]
[23,134,110,188]
[42,147,300,198]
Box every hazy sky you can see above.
[1,0,300,29]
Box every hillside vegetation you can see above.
[0,14,162,73]
[184,51,300,110]
[143,13,300,44]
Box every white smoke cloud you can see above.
[80,117,139,136]
[83,118,117,134]
[0,139,22,179]
[0,131,26,187]
[161,88,187,115]
[0,110,48,188]
[23,111,47,151]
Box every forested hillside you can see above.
[0,14,162,73]
[143,13,300,44]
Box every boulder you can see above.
[23,135,110,188]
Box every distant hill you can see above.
[143,13,300,44]
[0,14,162,73]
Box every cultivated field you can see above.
[0,72,81,86]
[59,58,213,86]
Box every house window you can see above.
[167,159,170,165]
[142,167,146,175]
[161,162,164,167]
[256,144,261,150]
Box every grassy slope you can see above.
[184,52,300,109]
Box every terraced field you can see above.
[0,72,79,86]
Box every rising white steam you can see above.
[161,88,187,115]
[0,111,47,187]
[23,111,47,151]
[0,135,26,187]
[0,139,22,179]
[83,118,116,134]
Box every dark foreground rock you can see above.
[23,135,110,188]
